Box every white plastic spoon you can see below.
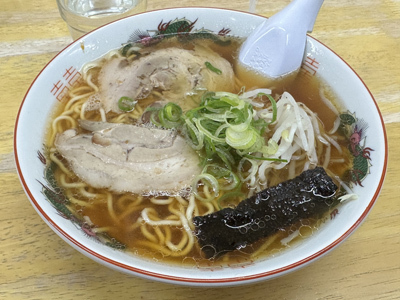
[238,0,324,80]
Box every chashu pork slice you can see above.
[97,46,236,113]
[55,120,201,195]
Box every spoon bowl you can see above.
[238,0,324,80]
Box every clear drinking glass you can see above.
[249,0,258,13]
[56,0,147,40]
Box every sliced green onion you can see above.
[226,106,253,132]
[200,91,217,106]
[144,106,163,127]
[226,127,259,150]
[202,164,230,178]
[252,118,268,135]
[150,111,162,127]
[205,61,222,75]
[121,43,132,56]
[158,102,183,128]
[215,91,240,98]
[203,136,216,161]
[215,146,235,168]
[202,112,228,123]
[204,101,232,113]
[194,117,225,143]
[218,94,241,107]
[220,171,240,191]
[163,102,182,122]
[118,96,137,112]
[202,164,240,191]
[192,173,219,202]
[184,118,203,150]
[214,123,229,138]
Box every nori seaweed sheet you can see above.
[193,167,338,258]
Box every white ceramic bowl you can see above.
[15,7,388,286]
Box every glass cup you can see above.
[249,0,258,13]
[56,0,147,40]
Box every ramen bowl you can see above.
[15,7,387,286]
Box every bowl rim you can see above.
[14,7,388,286]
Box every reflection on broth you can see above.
[45,34,352,267]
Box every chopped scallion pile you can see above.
[146,90,286,199]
